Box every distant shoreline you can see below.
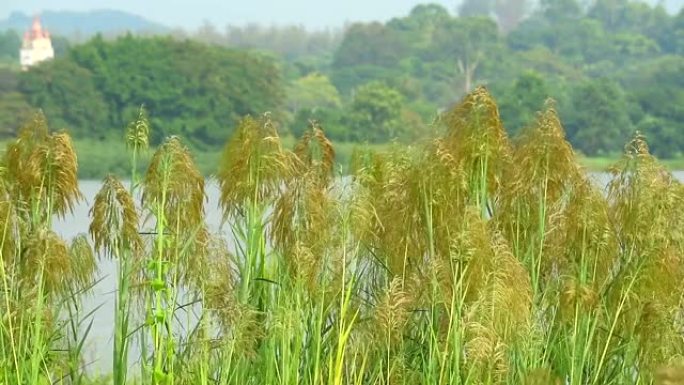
[2,138,678,180]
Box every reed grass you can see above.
[2,87,684,385]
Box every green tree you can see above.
[347,81,404,142]
[333,22,407,69]
[588,0,673,54]
[623,56,684,158]
[432,17,501,94]
[588,0,665,34]
[563,78,633,156]
[0,67,18,92]
[331,22,409,94]
[18,35,285,146]
[286,73,343,137]
[51,35,72,57]
[556,19,612,64]
[636,115,681,158]
[611,33,659,59]
[0,68,32,137]
[540,0,583,23]
[291,107,347,140]
[0,91,32,137]
[509,11,613,65]
[402,4,451,30]
[18,60,109,137]
[386,4,450,53]
[497,71,551,136]
[0,30,20,61]
[287,73,342,112]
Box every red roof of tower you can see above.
[25,15,50,41]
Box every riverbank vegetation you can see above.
[0,136,679,180]
[1,0,684,160]
[1,86,684,384]
[23,138,684,179]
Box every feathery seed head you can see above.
[69,234,98,292]
[5,113,81,220]
[126,105,150,151]
[143,136,205,229]
[90,175,142,257]
[217,114,291,219]
[373,277,411,346]
[23,227,71,296]
[293,121,335,187]
[441,86,512,200]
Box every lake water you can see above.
[53,172,684,374]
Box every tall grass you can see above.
[2,87,684,385]
[0,112,97,384]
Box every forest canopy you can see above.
[9,35,284,146]
[0,0,683,157]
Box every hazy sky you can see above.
[1,0,681,30]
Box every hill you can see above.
[0,10,169,37]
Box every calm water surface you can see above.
[54,172,684,373]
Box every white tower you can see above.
[20,16,55,70]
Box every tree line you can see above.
[319,0,684,157]
[0,35,283,147]
[0,0,682,157]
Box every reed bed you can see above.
[1,88,684,385]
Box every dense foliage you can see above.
[0,30,20,62]
[184,0,684,156]
[319,0,684,155]
[0,0,682,157]
[8,35,284,146]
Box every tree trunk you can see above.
[458,57,480,94]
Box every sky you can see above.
[0,0,682,31]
